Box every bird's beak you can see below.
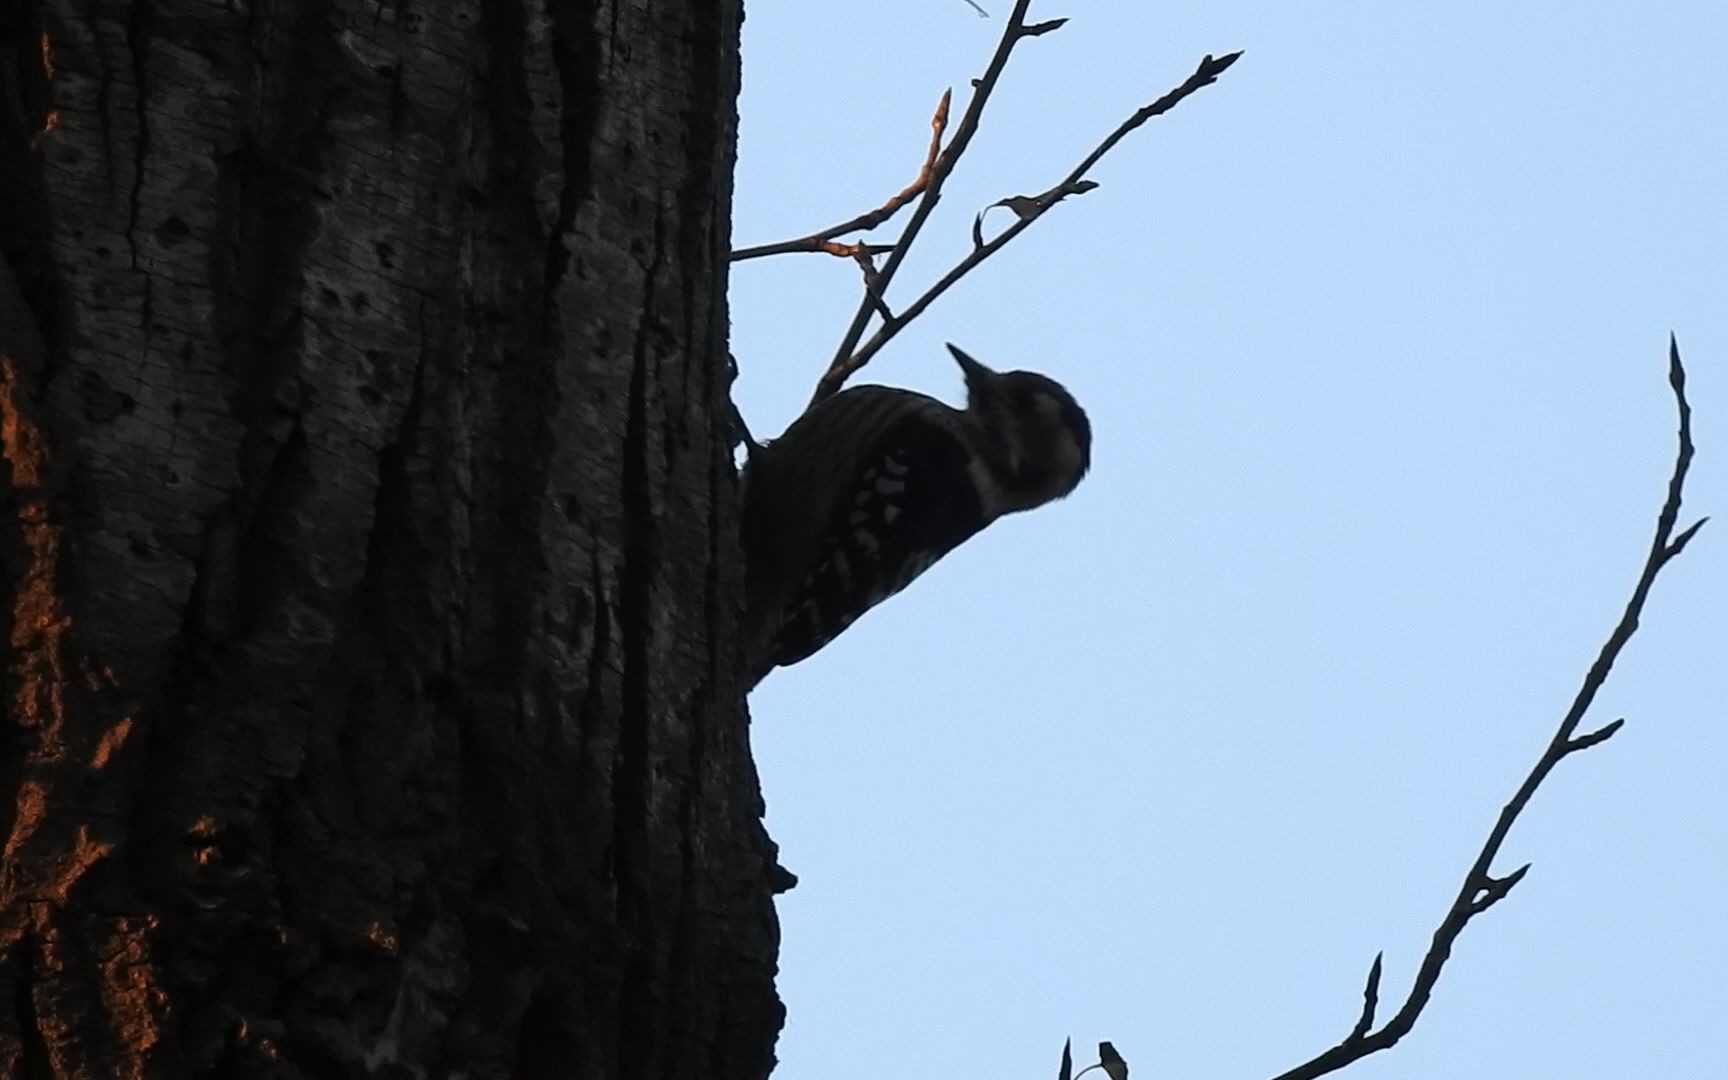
[947,343,995,389]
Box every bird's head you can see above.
[949,343,1092,513]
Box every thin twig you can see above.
[815,51,1241,398]
[730,90,953,262]
[851,249,894,323]
[1345,953,1383,1044]
[808,0,1043,407]
[818,241,896,259]
[1266,337,1705,1080]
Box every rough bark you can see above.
[0,0,782,1077]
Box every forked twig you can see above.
[803,11,1239,409]
[817,51,1240,397]
[807,0,1044,405]
[735,3,1239,411]
[1266,337,1706,1080]
[730,90,953,262]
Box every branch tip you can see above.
[1666,516,1707,558]
[1565,717,1625,754]
[1469,864,1531,914]
[1019,17,1069,38]
[1347,952,1384,1043]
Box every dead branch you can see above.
[1265,337,1706,1080]
[730,90,953,262]
[809,50,1240,404]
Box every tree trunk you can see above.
[0,0,782,1076]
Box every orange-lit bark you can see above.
[0,2,781,1077]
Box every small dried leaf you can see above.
[974,195,1041,247]
[1099,1041,1129,1080]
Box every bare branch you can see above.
[808,0,1041,405]
[730,89,953,262]
[1266,340,1704,1080]
[813,51,1241,401]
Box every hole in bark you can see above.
[156,215,192,245]
[374,241,395,267]
[76,371,137,421]
[350,292,370,312]
[129,535,153,557]
[359,386,382,407]
[319,287,340,307]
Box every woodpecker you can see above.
[742,343,1091,685]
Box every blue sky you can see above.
[729,4,1725,1078]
